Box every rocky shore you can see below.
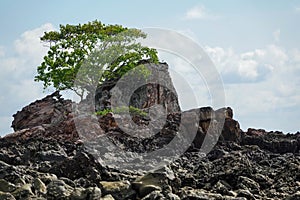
[1,63,299,200]
[0,91,299,200]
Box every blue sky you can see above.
[0,0,300,134]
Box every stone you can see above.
[37,149,68,162]
[253,173,273,189]
[100,194,115,200]
[0,191,16,200]
[242,129,299,153]
[100,180,130,193]
[179,187,212,200]
[9,91,78,143]
[46,180,73,200]
[0,179,16,193]
[132,166,175,198]
[74,178,91,188]
[100,180,135,199]
[94,62,181,114]
[236,189,255,200]
[166,192,181,200]
[221,118,242,142]
[33,178,47,195]
[12,178,26,187]
[213,180,230,195]
[153,165,175,180]
[69,187,87,200]
[284,191,300,200]
[84,187,102,200]
[11,184,34,199]
[237,176,260,192]
[59,177,75,188]
[136,184,162,199]
[227,191,238,197]
[141,190,165,200]
[38,173,57,185]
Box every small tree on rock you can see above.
[35,20,158,100]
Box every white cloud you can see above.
[168,43,299,132]
[205,44,288,81]
[159,51,211,110]
[238,59,258,79]
[14,23,54,62]
[0,23,55,135]
[184,5,217,20]
[273,29,280,42]
[202,44,300,132]
[148,31,299,131]
[295,7,300,12]
[266,45,288,65]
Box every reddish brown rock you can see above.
[186,107,242,149]
[242,128,300,153]
[12,91,71,131]
[9,91,79,142]
[94,62,181,114]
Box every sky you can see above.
[0,0,300,135]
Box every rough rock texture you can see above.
[242,128,300,153]
[94,62,181,114]
[1,62,300,199]
[3,91,300,199]
[10,91,78,143]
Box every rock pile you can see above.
[1,91,299,199]
[0,62,299,199]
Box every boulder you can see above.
[11,184,34,199]
[100,180,135,200]
[0,191,16,200]
[0,179,16,193]
[132,166,174,198]
[46,180,73,200]
[9,91,78,143]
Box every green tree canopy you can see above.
[35,20,158,99]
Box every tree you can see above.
[35,20,158,99]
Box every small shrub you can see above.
[95,106,147,117]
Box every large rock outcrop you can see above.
[0,61,299,199]
[94,62,180,114]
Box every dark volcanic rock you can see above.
[242,128,300,153]
[94,62,181,114]
[1,62,300,199]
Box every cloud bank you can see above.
[205,44,300,132]
[0,23,55,135]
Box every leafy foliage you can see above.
[35,20,158,99]
[95,106,148,117]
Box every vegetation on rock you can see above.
[35,20,158,100]
[95,106,148,117]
